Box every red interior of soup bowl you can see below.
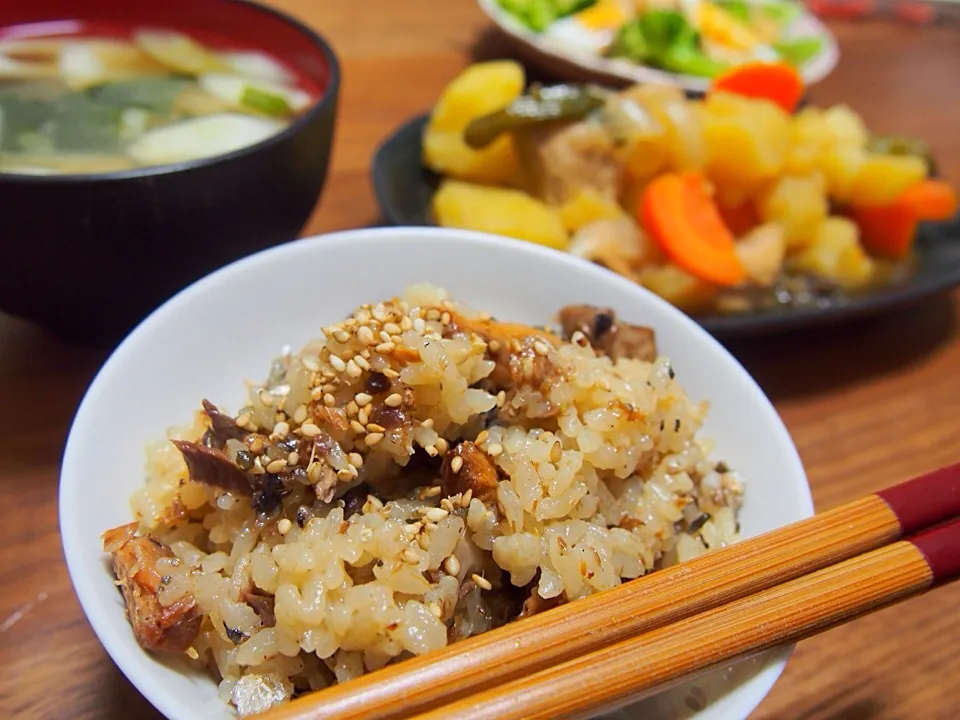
[0,0,333,96]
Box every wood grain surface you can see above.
[1,2,958,719]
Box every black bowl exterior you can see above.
[0,0,340,344]
[371,113,960,339]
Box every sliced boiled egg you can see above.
[542,0,632,54]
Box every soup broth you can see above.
[0,24,320,175]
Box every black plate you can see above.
[371,113,960,339]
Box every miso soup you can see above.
[0,25,320,175]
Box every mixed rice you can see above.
[102,285,744,716]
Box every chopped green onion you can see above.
[240,86,292,117]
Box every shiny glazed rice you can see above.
[106,285,744,716]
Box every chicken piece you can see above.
[441,441,500,502]
[172,440,253,496]
[241,587,277,628]
[446,311,561,390]
[104,525,202,653]
[558,305,657,362]
[567,217,656,281]
[516,120,621,205]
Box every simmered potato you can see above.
[638,263,718,312]
[702,91,791,195]
[821,105,869,151]
[432,179,568,250]
[820,145,867,205]
[785,107,829,176]
[558,187,627,232]
[423,61,525,185]
[757,173,828,250]
[792,217,875,289]
[735,223,786,286]
[847,153,928,206]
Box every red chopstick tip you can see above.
[908,518,960,584]
[877,463,960,535]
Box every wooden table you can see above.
[2,2,958,718]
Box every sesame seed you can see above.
[251,457,265,475]
[236,412,252,428]
[329,355,346,372]
[487,443,503,457]
[424,521,438,531]
[450,456,464,474]
[404,522,422,535]
[300,422,321,438]
[346,360,363,379]
[482,510,495,522]
[441,312,451,325]
[429,602,443,619]
[338,465,357,481]
[424,445,439,457]
[383,322,402,336]
[310,387,325,401]
[259,390,274,407]
[366,494,384,511]
[425,486,443,498]
[461,488,473,507]
[403,548,420,563]
[384,393,403,407]
[440,498,456,512]
[496,391,506,408]
[425,309,441,321]
[379,330,392,343]
[186,647,200,660]
[418,533,431,550]
[550,441,562,463]
[355,393,373,407]
[293,405,308,425]
[266,459,286,474]
[425,507,449,522]
[471,574,493,591]
[344,318,357,328]
[443,555,461,576]
[421,418,435,429]
[435,438,449,455]
[521,357,534,378]
[383,368,401,380]
[348,452,364,468]
[365,432,385,446]
[334,330,350,344]
[373,306,388,322]
[350,420,366,434]
[307,461,323,483]
[534,341,550,356]
[357,326,375,345]
[413,318,426,333]
[346,401,359,416]
[375,342,396,353]
[354,355,371,371]
[488,340,501,352]
[277,518,292,535]
[366,423,386,433]
[358,407,370,426]
[511,339,522,353]
[357,310,371,323]
[323,393,336,407]
[302,357,319,372]
[359,528,374,542]
[475,430,489,445]
[400,317,413,331]
[288,451,299,466]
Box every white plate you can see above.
[477,0,839,92]
[60,226,812,720]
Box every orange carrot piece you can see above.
[899,179,958,221]
[848,204,917,260]
[640,173,746,286]
[849,179,958,259]
[711,62,804,114]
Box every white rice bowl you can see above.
[61,227,812,720]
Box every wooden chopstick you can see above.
[259,463,960,720]
[410,517,960,720]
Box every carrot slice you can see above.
[718,200,761,237]
[899,179,958,221]
[640,173,746,286]
[849,179,958,259]
[710,62,804,114]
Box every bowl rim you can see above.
[0,0,341,184]
[60,226,812,720]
